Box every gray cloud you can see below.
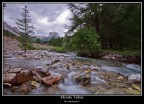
[3,3,72,37]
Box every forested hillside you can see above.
[65,3,141,51]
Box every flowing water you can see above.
[70,56,141,75]
[3,50,141,95]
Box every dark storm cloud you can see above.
[3,3,72,37]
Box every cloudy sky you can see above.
[3,3,72,37]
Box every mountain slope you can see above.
[4,22,20,36]
[4,36,21,52]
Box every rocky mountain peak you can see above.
[49,32,59,39]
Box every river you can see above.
[3,50,141,95]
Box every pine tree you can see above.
[66,3,141,51]
[16,6,35,52]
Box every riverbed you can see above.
[3,50,141,95]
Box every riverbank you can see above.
[44,45,141,65]
[74,49,141,65]
[27,42,141,65]
[99,52,141,65]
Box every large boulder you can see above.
[14,70,33,84]
[4,68,34,85]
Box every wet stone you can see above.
[128,74,141,83]
[31,81,40,88]
[19,83,30,94]
[4,54,13,58]
[9,68,22,73]
[14,70,33,85]
[4,73,16,84]
[117,76,124,80]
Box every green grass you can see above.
[51,47,67,53]
[101,49,141,57]
[27,43,36,50]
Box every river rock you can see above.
[39,68,50,76]
[19,83,30,94]
[22,54,28,57]
[82,76,91,86]
[31,81,40,88]
[74,69,91,86]
[75,76,82,83]
[34,56,40,60]
[3,73,16,84]
[102,53,123,60]
[4,54,12,58]
[117,76,124,80]
[128,74,141,83]
[4,63,11,73]
[9,68,22,73]
[51,59,61,64]
[42,75,62,86]
[4,53,14,58]
[46,72,51,76]
[14,70,33,84]
[33,76,40,82]
[17,51,24,55]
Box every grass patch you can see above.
[27,43,36,50]
[32,43,54,50]
[51,47,66,53]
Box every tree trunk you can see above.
[24,9,27,53]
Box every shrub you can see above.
[68,25,101,56]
